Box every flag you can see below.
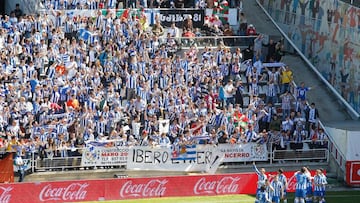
[80,30,92,42]
[171,144,197,161]
[50,103,63,111]
[86,140,113,147]
[159,119,170,134]
[212,0,229,24]
[120,8,130,20]
[189,134,211,141]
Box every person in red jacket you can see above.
[246,24,257,36]
[182,28,195,38]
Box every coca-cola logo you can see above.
[193,177,240,195]
[287,175,297,190]
[120,179,168,198]
[39,183,89,201]
[0,186,12,203]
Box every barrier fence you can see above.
[0,169,324,202]
[130,35,258,51]
[1,140,329,173]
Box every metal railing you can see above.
[272,146,328,163]
[35,155,83,171]
[268,140,329,164]
[1,142,331,173]
[165,35,258,48]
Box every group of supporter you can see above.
[40,0,243,10]
[254,163,327,203]
[0,1,328,165]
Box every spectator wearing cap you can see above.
[246,24,256,36]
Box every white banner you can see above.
[81,143,267,168]
[218,143,268,162]
[81,144,128,166]
[127,145,222,173]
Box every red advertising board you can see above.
[0,170,320,202]
[346,161,360,186]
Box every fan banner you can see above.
[126,145,222,172]
[218,143,268,162]
[81,141,128,166]
[158,9,205,28]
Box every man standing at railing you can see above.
[14,152,25,182]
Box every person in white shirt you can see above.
[224,80,235,107]
[66,55,78,80]
[159,133,171,147]
[167,22,179,38]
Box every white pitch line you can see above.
[324,194,360,197]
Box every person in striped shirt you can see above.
[313,169,327,203]
[277,168,288,203]
[270,175,283,203]
[304,167,314,203]
[253,162,268,195]
[255,185,271,203]
[295,167,308,203]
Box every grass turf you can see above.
[83,190,360,203]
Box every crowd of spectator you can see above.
[0,2,327,164]
[40,0,243,10]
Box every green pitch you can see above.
[84,191,360,203]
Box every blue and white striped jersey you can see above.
[278,174,287,190]
[270,180,283,197]
[295,172,307,190]
[254,164,267,189]
[314,174,327,192]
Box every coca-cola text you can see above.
[193,177,240,195]
[39,183,89,201]
[0,186,12,203]
[120,179,168,198]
